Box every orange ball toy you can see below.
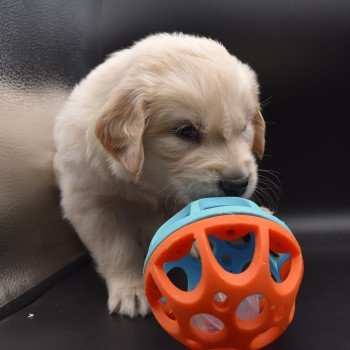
[144,197,304,350]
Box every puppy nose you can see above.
[219,177,249,197]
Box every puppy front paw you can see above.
[108,277,150,318]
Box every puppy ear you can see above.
[252,109,266,160]
[95,88,147,180]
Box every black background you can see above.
[2,0,350,214]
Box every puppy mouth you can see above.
[170,173,256,204]
[181,178,254,202]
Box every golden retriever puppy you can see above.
[53,33,265,317]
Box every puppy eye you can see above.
[241,123,248,132]
[173,125,200,141]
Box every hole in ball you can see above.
[166,267,188,291]
[191,313,224,333]
[236,294,263,321]
[214,292,228,303]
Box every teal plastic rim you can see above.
[143,197,292,273]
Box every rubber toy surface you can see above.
[143,197,304,350]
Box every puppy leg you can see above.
[61,189,149,317]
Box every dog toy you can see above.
[143,197,303,350]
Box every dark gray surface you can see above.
[0,0,102,86]
[0,262,184,350]
[0,229,349,350]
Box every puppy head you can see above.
[95,34,265,204]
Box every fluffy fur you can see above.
[53,33,265,317]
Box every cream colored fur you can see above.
[53,33,265,317]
